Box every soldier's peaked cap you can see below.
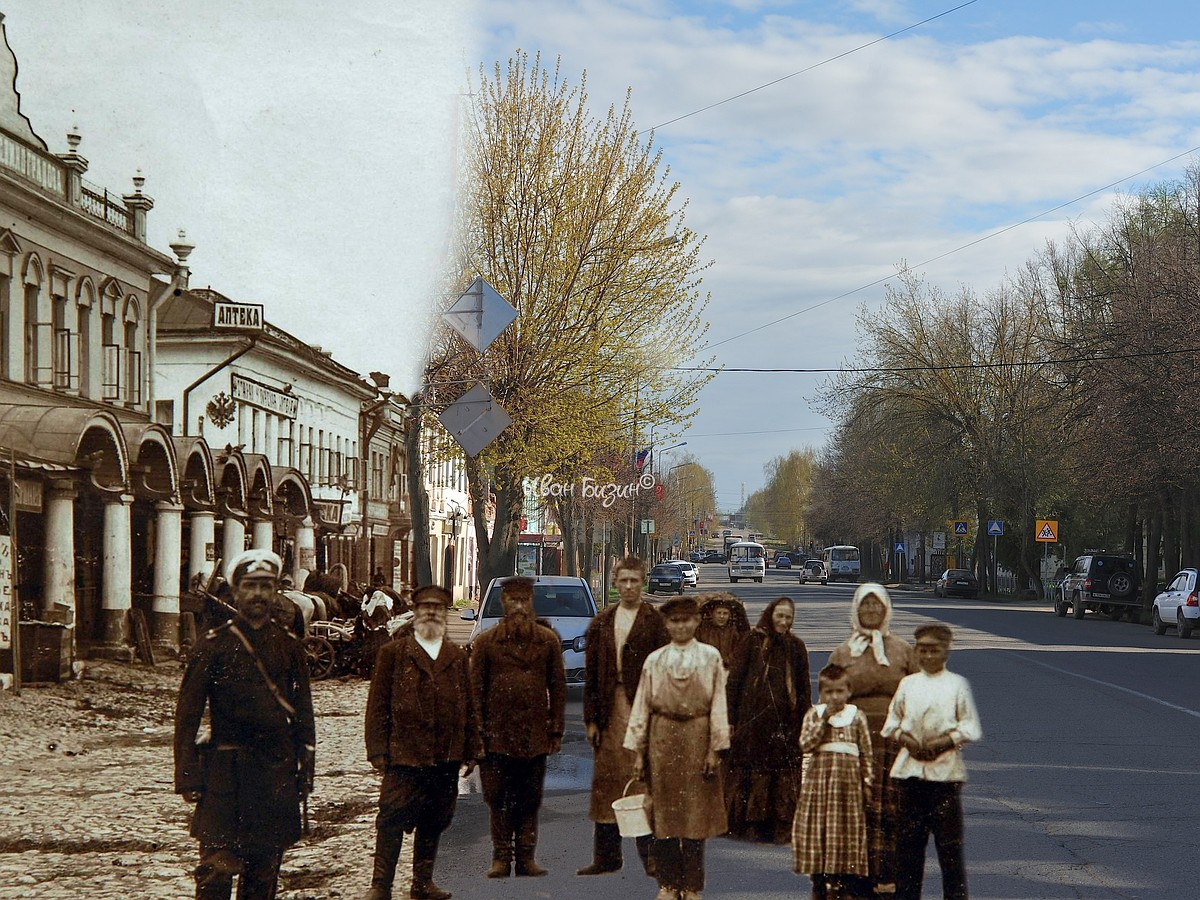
[226,548,283,585]
[412,584,453,608]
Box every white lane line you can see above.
[1014,652,1200,720]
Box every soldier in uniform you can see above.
[364,584,480,900]
[578,555,669,876]
[174,548,316,900]
[469,575,567,878]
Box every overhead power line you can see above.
[672,343,1200,375]
[653,0,982,130]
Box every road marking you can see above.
[1015,652,1200,720]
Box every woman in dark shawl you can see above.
[696,592,751,666]
[724,596,812,843]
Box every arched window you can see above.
[100,279,122,401]
[76,279,95,398]
[23,254,50,386]
[123,295,141,405]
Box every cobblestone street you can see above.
[0,661,391,899]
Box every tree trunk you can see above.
[1162,487,1180,578]
[1143,504,1163,614]
[405,406,433,587]
[468,458,522,588]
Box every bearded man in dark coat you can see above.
[174,548,316,900]
[364,584,480,900]
[578,555,669,876]
[470,576,567,878]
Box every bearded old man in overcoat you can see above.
[364,584,481,900]
[469,575,567,877]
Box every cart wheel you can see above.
[302,636,337,680]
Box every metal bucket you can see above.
[611,778,652,837]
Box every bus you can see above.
[821,545,861,583]
[728,540,766,583]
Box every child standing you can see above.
[881,623,982,900]
[793,664,874,900]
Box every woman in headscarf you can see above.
[695,593,751,667]
[827,583,917,897]
[724,596,811,843]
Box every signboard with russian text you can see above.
[212,300,264,331]
[0,536,12,650]
[231,374,298,419]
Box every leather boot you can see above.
[514,815,547,876]
[576,822,622,875]
[366,827,404,899]
[410,832,451,900]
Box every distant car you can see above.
[798,559,826,584]
[703,550,723,564]
[775,554,792,569]
[1152,568,1200,637]
[460,575,597,684]
[689,551,703,563]
[666,560,700,588]
[934,568,979,599]
[1057,553,1141,620]
[648,563,685,594]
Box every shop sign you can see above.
[299,547,317,569]
[231,374,299,419]
[205,542,216,562]
[0,536,12,650]
[212,300,264,331]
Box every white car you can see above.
[666,559,700,588]
[460,575,597,683]
[1152,568,1200,637]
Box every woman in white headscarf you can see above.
[827,583,916,898]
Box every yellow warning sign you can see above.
[1035,519,1059,542]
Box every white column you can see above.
[221,515,246,573]
[293,516,316,589]
[151,500,184,649]
[188,510,217,584]
[43,480,77,621]
[265,415,279,466]
[251,517,274,551]
[100,493,134,650]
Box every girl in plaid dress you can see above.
[793,664,874,900]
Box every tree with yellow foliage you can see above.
[427,52,713,587]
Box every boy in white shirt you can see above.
[881,624,981,900]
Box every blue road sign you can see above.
[894,542,906,554]
[953,521,969,535]
[987,520,1004,536]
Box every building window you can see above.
[279,420,294,468]
[24,282,51,386]
[77,297,91,397]
[101,313,120,401]
[0,274,9,380]
[124,320,141,405]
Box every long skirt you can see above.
[647,715,726,840]
[590,690,638,823]
[725,765,800,841]
[792,752,868,877]
[868,735,903,883]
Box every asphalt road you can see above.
[439,567,1200,899]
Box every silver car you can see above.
[666,559,700,588]
[460,575,597,684]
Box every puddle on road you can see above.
[458,748,593,795]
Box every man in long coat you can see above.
[579,554,669,876]
[364,584,480,900]
[174,548,316,900]
[470,576,567,877]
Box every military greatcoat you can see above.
[174,618,315,852]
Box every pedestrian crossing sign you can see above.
[1035,519,1059,542]
[953,521,969,535]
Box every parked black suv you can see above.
[1055,553,1142,620]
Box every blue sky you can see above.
[5,1,1200,512]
